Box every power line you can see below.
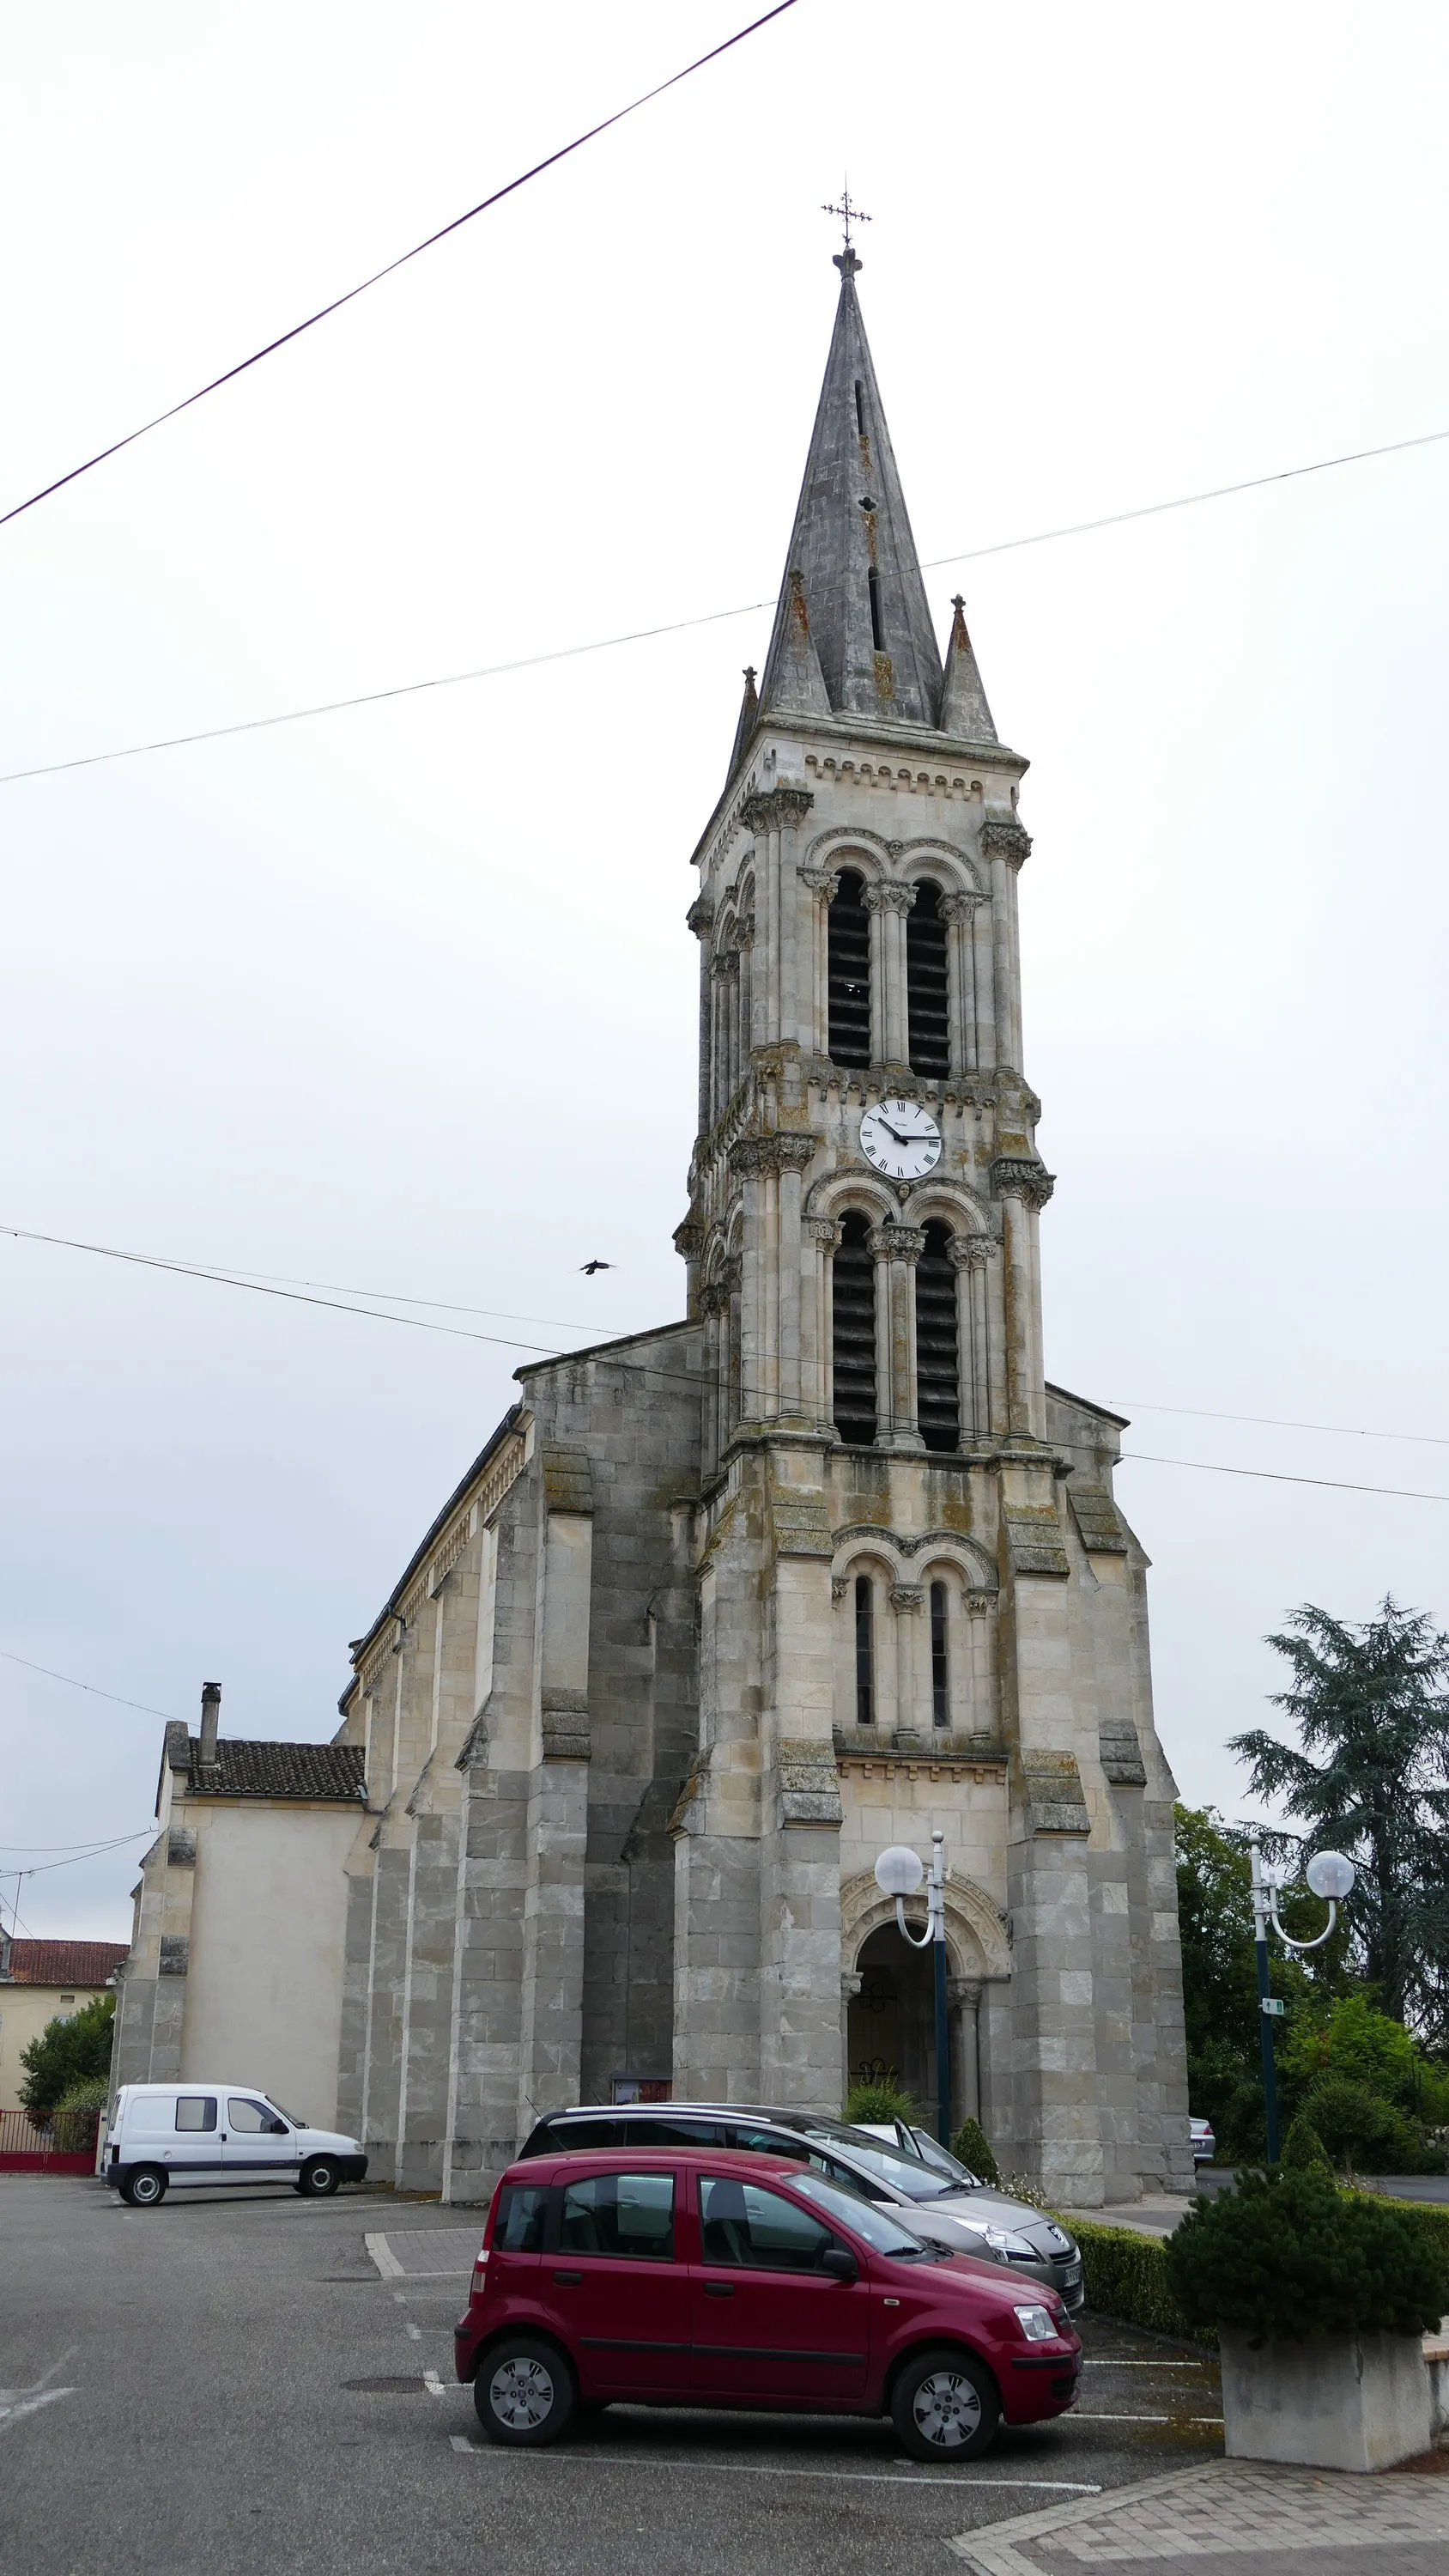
[7,1833,157,1876]
[0,1830,156,1852]
[1115,1397,1449,1451]
[0,1646,181,1721]
[5,421,1449,788]
[1120,1453,1449,1505]
[0,2,801,537]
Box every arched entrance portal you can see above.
[847,1922,942,2123]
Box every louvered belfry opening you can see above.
[854,1575,875,1724]
[828,870,871,1066]
[907,878,950,1076]
[930,1580,949,1728]
[915,1220,961,1454]
[832,1211,877,1445]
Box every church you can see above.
[134,246,1188,2208]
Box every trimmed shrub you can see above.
[1280,2116,1332,2174]
[950,2117,1003,2188]
[1301,2075,1446,2175]
[20,1996,114,2123]
[1064,2216,1211,2345]
[53,2075,111,2117]
[1165,2167,1449,2344]
[844,2078,916,2126]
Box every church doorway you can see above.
[847,1922,942,2128]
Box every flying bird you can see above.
[579,1260,614,1275]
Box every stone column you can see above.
[808,1218,840,1432]
[865,1224,894,1445]
[981,813,1032,1071]
[798,866,840,1055]
[864,879,916,1066]
[949,1977,984,2123]
[841,1971,863,2089]
[687,894,713,1133]
[741,787,813,1049]
[890,1583,925,1736]
[949,1234,993,1441]
[870,1222,925,1449]
[709,949,731,1121]
[992,1160,1054,1442]
[941,890,982,1073]
[775,1136,815,1425]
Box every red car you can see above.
[454,2147,1080,2461]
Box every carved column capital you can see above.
[736,908,755,951]
[741,787,815,836]
[940,889,984,924]
[710,947,739,981]
[862,879,917,916]
[830,1574,850,1602]
[948,1977,983,2010]
[991,1154,1055,1210]
[890,1583,926,1613]
[701,1277,731,1315]
[672,1218,706,1262]
[964,1588,996,1618]
[731,1131,815,1178]
[948,1232,996,1272]
[868,1222,927,1266]
[686,896,714,939]
[797,864,842,903]
[980,812,1033,870]
[841,1971,864,2001]
[808,1217,843,1252]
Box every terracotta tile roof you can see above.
[183,1736,367,1802]
[6,1939,127,1988]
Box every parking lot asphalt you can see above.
[2,2171,1229,2576]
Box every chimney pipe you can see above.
[198,1681,221,1773]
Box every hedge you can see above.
[1058,2188,1449,2349]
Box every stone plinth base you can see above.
[1219,2327,1431,2470]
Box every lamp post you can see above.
[1249,1844,1355,2162]
[874,1833,951,2147]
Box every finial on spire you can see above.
[822,182,871,273]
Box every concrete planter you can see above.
[1219,2325,1431,2470]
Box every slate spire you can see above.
[758,247,944,730]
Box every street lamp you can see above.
[1250,1842,1355,2160]
[874,1832,951,2148]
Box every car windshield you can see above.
[791,2173,939,2259]
[804,2132,958,2202]
[908,2134,981,2186]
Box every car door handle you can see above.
[553,2269,583,2285]
[703,2283,734,2299]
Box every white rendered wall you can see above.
[180,1804,359,2128]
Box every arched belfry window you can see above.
[915,1220,960,1453]
[906,878,950,1076]
[828,871,871,1066]
[832,1211,877,1445]
[854,1576,875,1724]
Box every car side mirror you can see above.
[269,2119,288,2135]
[821,2246,858,2282]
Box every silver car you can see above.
[518,2102,1084,2312]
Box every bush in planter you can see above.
[844,2077,917,2125]
[1165,2166,1449,2345]
[950,2117,1003,2187]
[1280,2115,1332,2174]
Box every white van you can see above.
[105,2084,367,2207]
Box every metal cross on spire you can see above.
[822,185,872,252]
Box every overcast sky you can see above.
[4,0,1449,1941]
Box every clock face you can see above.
[859,1097,943,1182]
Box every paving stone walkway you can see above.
[948,2458,1449,2572]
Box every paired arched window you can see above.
[837,1566,957,1732]
[906,879,950,1075]
[832,1211,876,1445]
[828,871,871,1066]
[915,1219,960,1453]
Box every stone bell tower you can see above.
[670,246,1191,2202]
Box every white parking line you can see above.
[365,2232,403,2279]
[1079,2360,1205,2369]
[405,2324,422,2342]
[423,2370,447,2397]
[446,2441,1100,2492]
[0,2348,79,2437]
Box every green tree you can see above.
[1230,1598,1449,2038]
[1281,1993,1419,2107]
[19,1995,115,2123]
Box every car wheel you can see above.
[298,2157,340,2196]
[891,2347,999,2461]
[120,2166,167,2208]
[475,2337,576,2447]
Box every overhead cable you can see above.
[0,1,801,536]
[4,422,1449,788]
[1120,1453,1449,1505]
